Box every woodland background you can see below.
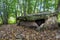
[0,0,60,24]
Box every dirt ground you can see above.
[0,24,60,40]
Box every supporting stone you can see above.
[36,16,58,31]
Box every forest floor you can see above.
[0,24,60,40]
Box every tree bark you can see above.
[2,2,8,24]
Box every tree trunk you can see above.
[2,2,8,24]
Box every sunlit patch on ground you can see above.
[0,17,3,24]
[8,17,16,24]
[57,13,60,22]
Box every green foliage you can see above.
[8,17,16,24]
[0,17,3,24]
[0,0,59,24]
[58,13,60,22]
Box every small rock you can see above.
[56,30,60,38]
[16,38,26,40]
[15,34,24,40]
[36,23,45,31]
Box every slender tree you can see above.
[57,0,60,11]
[2,0,8,24]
